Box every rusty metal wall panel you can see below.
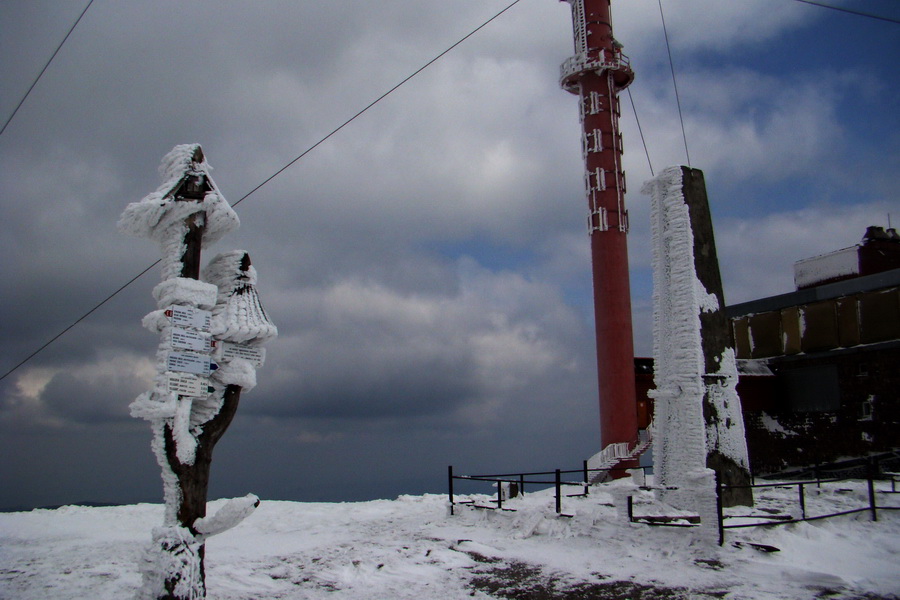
[836,297,860,347]
[733,317,752,359]
[781,306,802,355]
[800,300,839,353]
[858,289,900,344]
[748,311,782,358]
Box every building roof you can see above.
[726,267,900,318]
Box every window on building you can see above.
[860,398,874,421]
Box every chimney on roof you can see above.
[863,225,890,243]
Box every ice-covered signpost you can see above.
[119,144,277,599]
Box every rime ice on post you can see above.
[118,144,239,281]
[205,250,278,348]
[642,166,752,539]
[119,144,276,600]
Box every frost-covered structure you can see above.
[119,144,240,281]
[119,144,276,599]
[642,166,752,533]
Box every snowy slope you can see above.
[1,481,898,599]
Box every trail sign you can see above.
[218,342,265,367]
[167,351,218,376]
[170,326,215,353]
[166,372,210,397]
[165,305,212,332]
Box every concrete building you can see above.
[725,227,900,474]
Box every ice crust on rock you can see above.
[704,347,750,472]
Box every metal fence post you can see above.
[448,465,455,516]
[627,495,634,522]
[798,482,807,520]
[519,473,525,496]
[497,480,503,510]
[716,470,725,546]
[868,460,878,522]
[583,460,590,495]
[555,469,562,514]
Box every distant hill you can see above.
[2,500,129,513]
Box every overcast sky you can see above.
[1,0,897,510]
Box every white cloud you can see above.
[619,67,854,194]
[616,0,813,55]
[252,258,591,426]
[717,200,896,304]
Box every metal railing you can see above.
[448,461,899,547]
[447,463,651,517]
[629,468,900,546]
[559,50,632,87]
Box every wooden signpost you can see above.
[119,144,277,600]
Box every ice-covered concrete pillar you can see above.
[642,166,752,520]
[680,168,753,507]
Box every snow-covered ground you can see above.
[2,479,898,599]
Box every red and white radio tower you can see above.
[559,0,639,462]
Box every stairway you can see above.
[586,423,652,484]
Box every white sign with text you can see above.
[170,326,215,353]
[165,372,209,397]
[217,342,265,367]
[167,351,217,376]
[165,305,212,332]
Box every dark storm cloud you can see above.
[254,337,478,420]
[246,263,593,422]
[40,365,146,424]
